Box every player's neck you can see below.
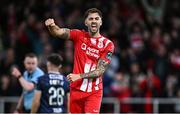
[48,68,59,73]
[89,31,101,38]
[48,71,60,75]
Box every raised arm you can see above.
[141,0,154,13]
[45,18,70,40]
[11,67,35,91]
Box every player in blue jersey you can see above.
[31,53,69,113]
[11,53,44,113]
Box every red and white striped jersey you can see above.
[69,29,114,92]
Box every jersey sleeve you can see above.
[36,77,42,91]
[31,71,44,84]
[63,77,70,93]
[100,41,114,63]
[69,29,82,43]
[23,71,27,79]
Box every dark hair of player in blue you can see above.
[47,53,63,67]
[25,53,37,58]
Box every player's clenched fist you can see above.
[11,67,22,78]
[45,18,55,26]
[67,73,81,82]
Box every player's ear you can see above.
[100,22,102,26]
[59,64,62,69]
[84,19,88,26]
[100,18,102,26]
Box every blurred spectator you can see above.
[160,74,178,113]
[170,28,180,49]
[174,89,180,112]
[149,25,163,51]
[140,70,161,113]
[0,74,11,96]
[170,49,180,74]
[110,72,131,113]
[153,44,169,84]
[0,48,15,75]
[129,63,146,95]
[162,74,178,98]
[39,43,53,72]
[129,63,146,113]
[141,0,166,24]
[129,23,144,52]
[103,54,120,96]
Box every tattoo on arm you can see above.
[60,28,70,40]
[80,59,109,79]
[48,25,70,40]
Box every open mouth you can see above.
[91,23,97,29]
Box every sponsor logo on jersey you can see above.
[90,38,96,45]
[81,43,87,50]
[81,43,100,59]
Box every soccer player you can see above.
[31,53,69,113]
[45,8,114,113]
[11,53,44,113]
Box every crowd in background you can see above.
[0,0,180,113]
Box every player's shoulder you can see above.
[71,29,83,33]
[35,67,44,74]
[71,29,88,35]
[23,70,28,75]
[38,73,48,81]
[57,73,67,81]
[101,36,114,48]
[101,35,113,42]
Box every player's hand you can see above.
[45,18,55,27]
[67,73,81,82]
[11,67,22,78]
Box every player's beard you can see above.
[89,23,99,35]
[90,27,98,34]
[27,68,35,73]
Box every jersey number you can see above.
[48,87,65,106]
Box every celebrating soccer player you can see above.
[31,53,69,113]
[45,8,114,113]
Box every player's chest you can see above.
[77,37,105,60]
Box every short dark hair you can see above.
[25,53,37,58]
[47,53,63,67]
[84,8,102,19]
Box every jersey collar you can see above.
[48,71,60,75]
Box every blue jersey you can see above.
[36,72,69,113]
[23,67,44,110]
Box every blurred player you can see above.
[45,8,114,113]
[31,53,69,113]
[11,53,44,113]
